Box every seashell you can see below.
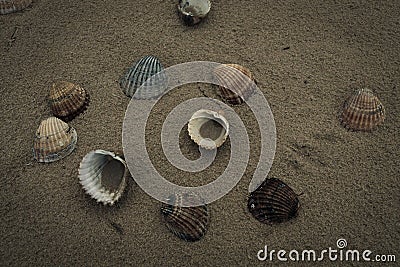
[119,55,167,99]
[48,81,90,122]
[248,178,300,224]
[0,0,32,15]
[177,0,211,26]
[340,88,385,131]
[161,192,209,242]
[33,117,77,163]
[78,150,128,205]
[213,64,257,105]
[187,109,229,150]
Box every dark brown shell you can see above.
[161,193,209,242]
[340,88,385,131]
[248,178,299,224]
[48,81,90,122]
[213,63,256,105]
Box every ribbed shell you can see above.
[340,88,385,131]
[161,193,209,242]
[119,55,167,99]
[48,81,90,122]
[0,0,31,15]
[248,178,299,224]
[213,64,256,105]
[78,150,128,205]
[187,109,229,150]
[33,117,77,163]
[177,0,211,26]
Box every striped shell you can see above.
[248,178,299,224]
[78,150,128,205]
[213,64,256,105]
[33,117,77,163]
[161,193,209,242]
[119,55,167,99]
[0,0,31,15]
[48,81,90,122]
[177,0,211,26]
[340,88,385,131]
[187,109,229,150]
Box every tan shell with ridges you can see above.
[188,109,229,150]
[78,150,128,205]
[340,88,385,131]
[213,63,256,105]
[0,0,32,15]
[33,117,77,163]
[49,81,90,122]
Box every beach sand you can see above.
[1,0,399,266]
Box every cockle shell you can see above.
[213,64,256,105]
[177,0,211,26]
[78,150,128,205]
[0,0,31,15]
[161,192,209,242]
[187,109,229,150]
[340,88,385,131]
[119,55,167,99]
[248,178,300,224]
[33,117,77,163]
[48,81,90,122]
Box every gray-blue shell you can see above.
[119,55,167,99]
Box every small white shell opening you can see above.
[187,109,229,150]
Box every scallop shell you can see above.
[340,88,385,131]
[161,193,209,242]
[0,0,32,15]
[248,178,300,224]
[187,109,229,150]
[48,81,90,122]
[177,0,211,26]
[119,55,167,99]
[78,150,128,205]
[213,64,256,105]
[33,117,77,163]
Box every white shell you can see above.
[187,109,229,150]
[78,150,128,205]
[177,0,211,26]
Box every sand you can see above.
[1,0,399,266]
